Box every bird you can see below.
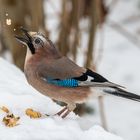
[15,28,140,118]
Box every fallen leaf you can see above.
[0,106,9,113]
[3,113,20,127]
[25,108,42,118]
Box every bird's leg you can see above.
[56,106,67,116]
[45,107,67,117]
[61,103,76,118]
[55,103,76,118]
[61,109,71,118]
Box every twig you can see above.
[85,0,97,68]
[108,0,120,11]
[95,0,108,130]
[107,19,140,48]
[121,14,140,24]
[98,96,108,130]
[97,26,108,130]
[71,0,82,61]
[95,26,105,66]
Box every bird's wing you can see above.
[76,69,124,88]
[38,57,123,88]
[38,56,86,80]
[38,57,140,102]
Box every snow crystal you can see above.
[6,19,11,26]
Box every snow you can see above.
[97,27,140,140]
[0,58,123,140]
[81,1,140,140]
[1,0,140,139]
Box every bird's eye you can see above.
[34,38,41,44]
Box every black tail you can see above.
[103,87,140,102]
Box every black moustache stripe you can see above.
[28,42,35,54]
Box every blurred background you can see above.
[0,0,140,139]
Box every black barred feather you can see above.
[74,69,108,82]
[103,87,140,102]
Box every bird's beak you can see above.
[15,28,32,46]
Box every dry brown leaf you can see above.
[25,108,42,118]
[2,113,20,127]
[0,106,9,113]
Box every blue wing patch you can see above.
[47,78,79,87]
[44,69,108,88]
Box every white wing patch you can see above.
[87,75,94,82]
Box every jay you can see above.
[15,28,140,118]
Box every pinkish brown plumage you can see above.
[15,28,140,118]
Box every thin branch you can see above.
[96,0,108,130]
[71,0,82,61]
[98,96,108,131]
[108,0,120,11]
[85,0,97,68]
[95,25,105,66]
[107,19,140,48]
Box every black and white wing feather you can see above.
[74,69,140,102]
[75,69,123,88]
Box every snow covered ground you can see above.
[80,1,140,140]
[0,0,140,140]
[0,58,123,140]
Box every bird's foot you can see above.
[55,106,71,118]
[56,106,67,116]
[45,106,71,118]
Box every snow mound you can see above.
[0,58,123,140]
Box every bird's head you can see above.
[15,28,59,58]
